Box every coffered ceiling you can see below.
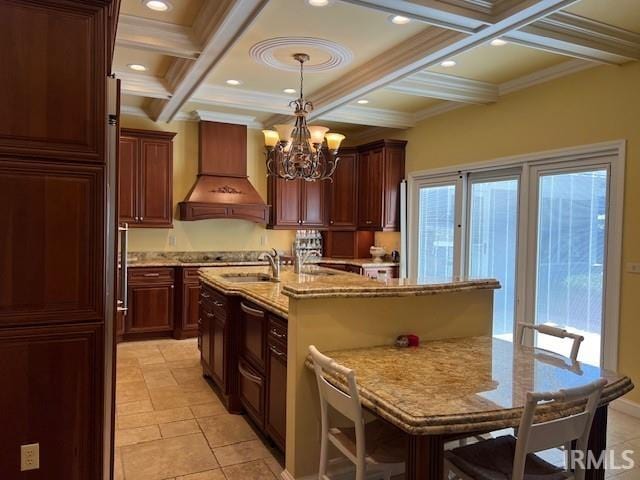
[116,0,640,135]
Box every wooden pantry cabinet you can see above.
[119,128,176,227]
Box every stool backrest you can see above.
[513,378,607,480]
[517,322,585,361]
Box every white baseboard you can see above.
[280,457,387,480]
[611,398,640,418]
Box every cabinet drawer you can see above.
[240,301,267,371]
[268,316,287,345]
[238,358,265,428]
[129,267,174,284]
[200,286,228,319]
[182,267,201,282]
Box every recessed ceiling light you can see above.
[490,38,507,46]
[357,99,369,105]
[307,0,331,6]
[128,64,147,72]
[440,60,457,68]
[389,15,411,25]
[226,79,242,86]
[283,88,296,94]
[143,0,172,12]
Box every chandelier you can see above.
[262,53,345,181]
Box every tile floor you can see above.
[115,338,640,480]
[115,338,284,480]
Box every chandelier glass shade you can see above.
[262,53,345,181]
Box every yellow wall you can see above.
[395,62,640,403]
[120,115,295,252]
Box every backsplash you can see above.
[128,250,268,263]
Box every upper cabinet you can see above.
[268,177,328,229]
[357,140,406,231]
[328,148,358,230]
[119,129,176,228]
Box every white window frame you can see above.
[407,140,625,370]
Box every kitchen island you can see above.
[199,265,500,479]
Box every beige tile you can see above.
[117,381,150,405]
[121,433,218,480]
[171,367,205,385]
[116,425,162,447]
[213,439,270,467]
[223,459,276,480]
[117,365,145,384]
[160,419,201,438]
[263,455,284,478]
[176,469,226,480]
[159,343,199,362]
[118,407,194,430]
[118,356,141,367]
[198,414,257,448]
[144,369,178,388]
[137,352,168,365]
[117,399,155,416]
[149,385,190,410]
[167,358,202,370]
[190,401,226,419]
[114,447,124,480]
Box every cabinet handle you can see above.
[240,302,264,317]
[238,363,263,385]
[201,292,210,299]
[365,220,373,224]
[270,328,285,339]
[205,312,214,318]
[213,300,224,307]
[143,273,160,277]
[269,345,286,358]
[140,216,144,221]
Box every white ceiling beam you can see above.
[263,0,578,128]
[319,105,416,129]
[116,15,201,59]
[116,70,171,99]
[148,0,268,123]
[192,84,291,115]
[194,110,263,129]
[385,71,498,103]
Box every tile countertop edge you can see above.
[303,358,634,435]
[282,279,501,299]
[198,271,288,319]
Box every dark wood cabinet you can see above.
[328,149,358,230]
[268,177,328,229]
[323,230,375,259]
[175,267,201,340]
[240,301,267,371]
[125,268,175,338]
[357,140,406,231]
[119,129,175,228]
[238,358,265,428]
[266,316,287,450]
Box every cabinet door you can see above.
[139,139,173,227]
[211,315,226,389]
[200,301,212,369]
[266,339,287,451]
[271,177,302,228]
[127,285,174,333]
[240,301,266,371]
[357,148,384,229]
[301,178,328,228]
[118,136,138,224]
[238,358,265,428]
[182,283,201,333]
[329,152,358,229]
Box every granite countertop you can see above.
[199,265,500,316]
[126,251,400,269]
[304,336,634,435]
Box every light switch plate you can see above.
[20,443,39,471]
[626,263,640,274]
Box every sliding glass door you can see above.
[531,167,609,365]
[467,176,519,340]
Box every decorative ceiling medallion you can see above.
[249,37,353,72]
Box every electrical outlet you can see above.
[20,443,39,471]
[627,262,640,274]
[260,234,268,247]
[168,235,176,247]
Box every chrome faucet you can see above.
[259,248,281,280]
[294,250,317,274]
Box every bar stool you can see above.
[444,378,607,480]
[516,322,585,361]
[309,345,406,480]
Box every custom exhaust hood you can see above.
[179,121,270,223]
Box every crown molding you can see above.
[116,15,200,59]
[193,110,263,129]
[321,105,416,129]
[386,70,498,103]
[116,71,171,99]
[120,105,194,122]
[152,0,268,123]
[499,58,595,95]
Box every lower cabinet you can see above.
[126,268,175,339]
[238,357,265,429]
[265,316,288,451]
[175,267,201,339]
[200,285,230,395]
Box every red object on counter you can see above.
[407,334,419,347]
